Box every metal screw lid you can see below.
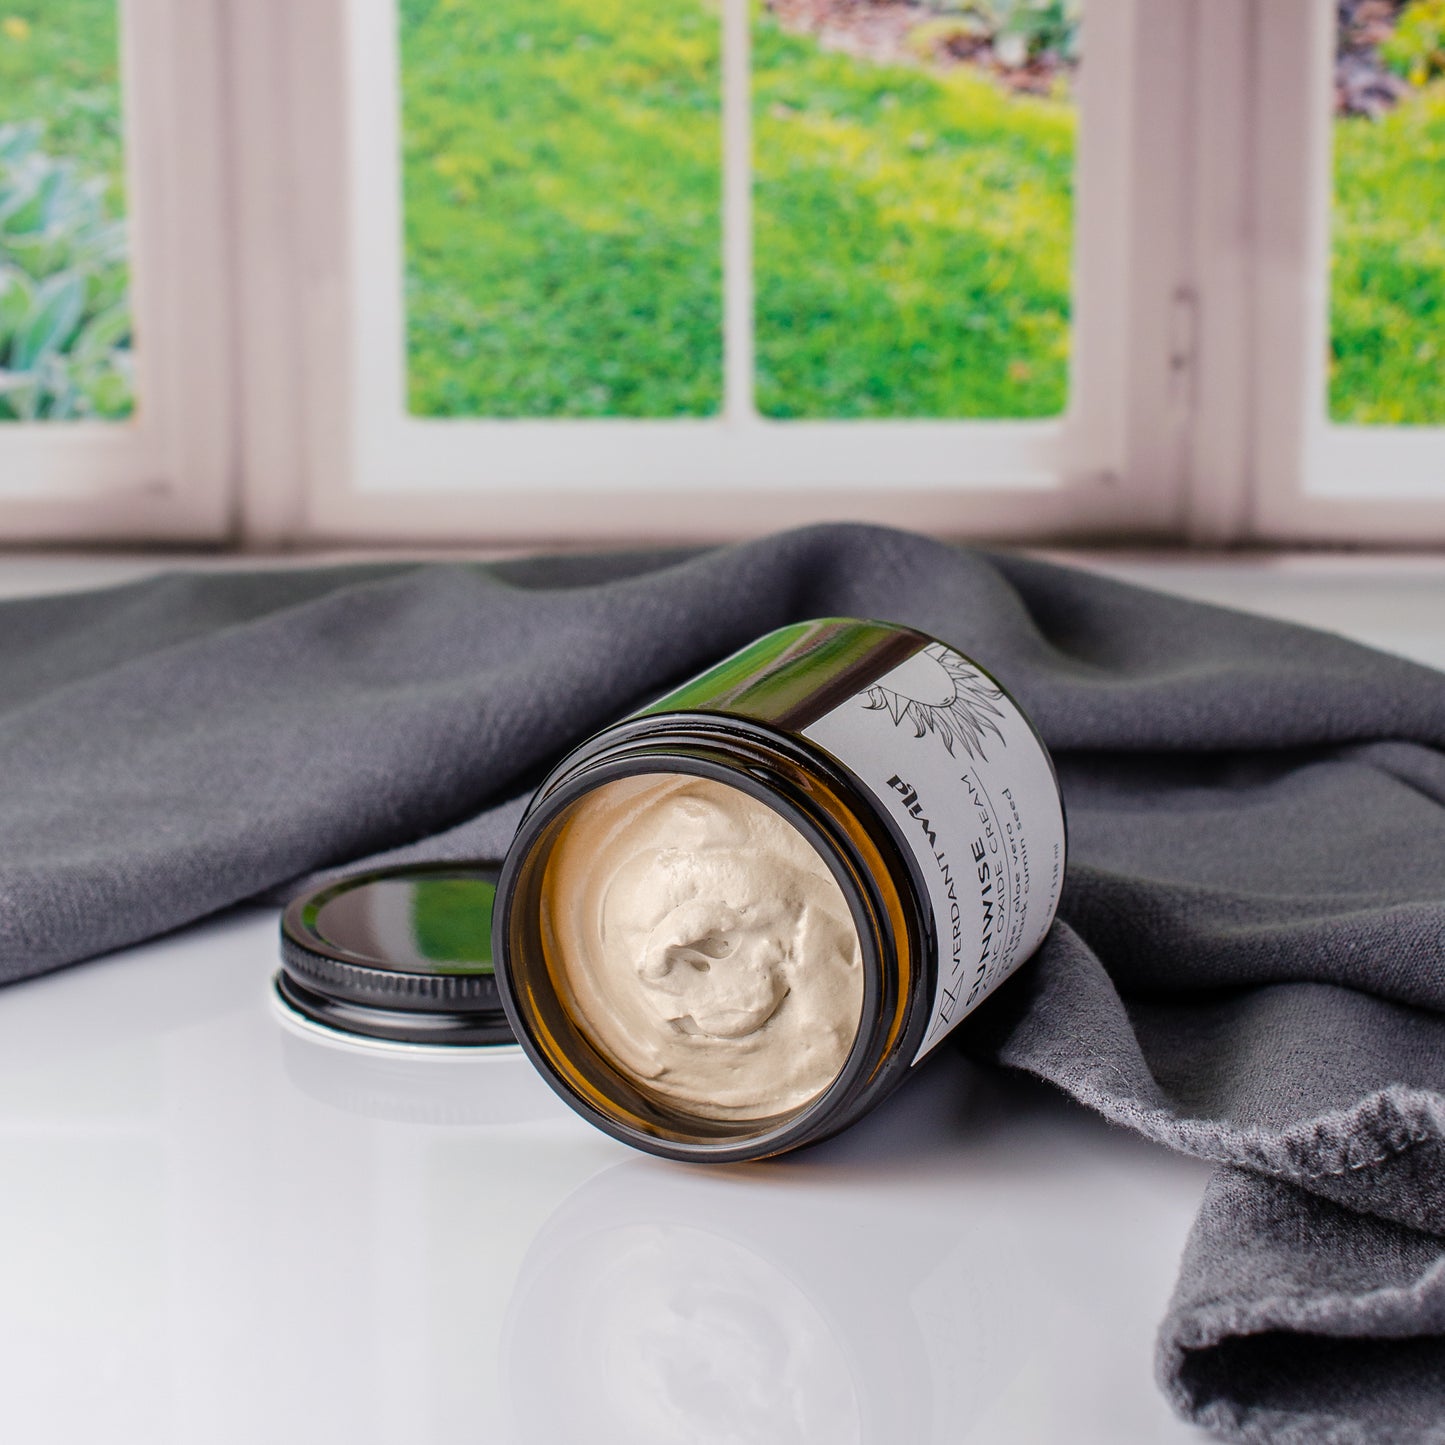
[275,862,514,1047]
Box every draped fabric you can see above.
[2,525,1442,1441]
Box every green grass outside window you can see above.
[5,0,1442,427]
[1331,80,1445,425]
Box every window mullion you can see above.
[1180,0,1257,545]
[722,0,755,425]
[0,0,233,540]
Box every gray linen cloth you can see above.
[1,524,1442,1441]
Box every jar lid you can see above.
[275,862,513,1047]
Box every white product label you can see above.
[803,643,1065,1062]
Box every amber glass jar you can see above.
[495,618,1065,1163]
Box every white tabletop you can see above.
[1,551,1440,1444]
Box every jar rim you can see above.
[494,724,927,1162]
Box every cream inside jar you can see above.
[540,773,865,1121]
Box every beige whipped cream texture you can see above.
[542,773,864,1120]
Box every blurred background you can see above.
[0,0,1442,546]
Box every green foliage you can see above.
[400,0,724,418]
[7,0,1436,428]
[904,15,991,66]
[1331,80,1445,424]
[1381,0,1445,88]
[401,0,1074,420]
[0,0,131,421]
[992,0,1082,67]
[0,122,132,420]
[408,877,495,971]
[927,0,1082,66]
[0,0,125,208]
[752,14,1074,418]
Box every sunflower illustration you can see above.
[862,644,1007,760]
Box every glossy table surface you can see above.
[1,550,1441,1445]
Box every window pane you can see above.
[753,0,1078,420]
[1330,0,1445,425]
[399,0,723,418]
[0,0,133,423]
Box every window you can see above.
[0,0,230,541]
[275,0,1152,543]
[751,1,1079,422]
[1330,0,1445,427]
[4,0,1443,546]
[399,0,724,421]
[1252,0,1445,542]
[0,0,133,426]
[391,0,1082,426]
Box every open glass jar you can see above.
[495,618,1065,1162]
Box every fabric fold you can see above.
[1,523,1442,1440]
[1159,1169,1445,1444]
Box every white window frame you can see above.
[1247,0,1445,543]
[0,0,233,542]
[7,0,1442,548]
[238,0,1201,546]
